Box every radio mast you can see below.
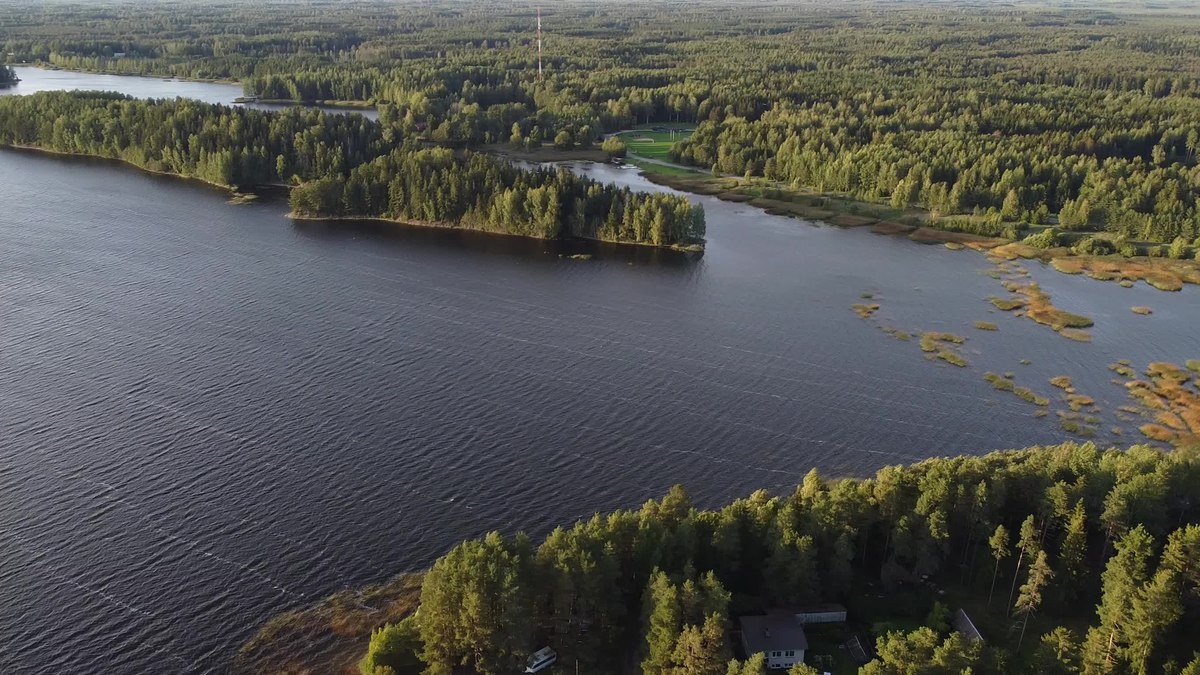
[537,7,543,81]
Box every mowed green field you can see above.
[623,125,694,161]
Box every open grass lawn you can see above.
[803,625,861,675]
[623,126,694,162]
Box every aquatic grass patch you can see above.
[1110,361,1136,378]
[1112,361,1200,448]
[936,350,969,367]
[985,372,1049,406]
[973,321,998,331]
[1047,255,1200,291]
[235,572,423,674]
[989,279,1095,340]
[1066,393,1096,411]
[984,372,1016,392]
[853,303,881,319]
[1131,306,1153,315]
[989,296,1026,311]
[917,331,968,366]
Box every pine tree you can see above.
[988,524,1010,607]
[669,613,728,675]
[1127,565,1182,675]
[1007,515,1039,613]
[1014,550,1054,651]
[1060,501,1088,601]
[642,572,683,675]
[1082,526,1155,675]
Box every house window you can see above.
[771,651,781,658]
[784,650,794,657]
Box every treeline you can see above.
[0,91,381,185]
[10,1,1200,244]
[674,88,1200,245]
[0,91,702,246]
[359,442,1200,675]
[290,148,705,245]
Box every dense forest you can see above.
[0,91,703,246]
[3,1,1200,244]
[291,149,705,245]
[354,442,1200,675]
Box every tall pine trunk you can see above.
[1006,549,1026,614]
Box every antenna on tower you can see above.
[537,7,543,81]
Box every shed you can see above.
[794,604,848,625]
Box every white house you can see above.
[739,611,809,670]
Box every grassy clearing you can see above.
[621,127,694,162]
[630,159,704,178]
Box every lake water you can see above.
[2,82,1199,674]
[2,66,379,119]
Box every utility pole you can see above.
[537,7,543,81]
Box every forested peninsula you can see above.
[8,2,1200,252]
[237,442,1200,675]
[0,91,705,248]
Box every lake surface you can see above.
[2,102,1200,673]
[2,66,379,119]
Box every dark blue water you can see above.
[0,135,1198,673]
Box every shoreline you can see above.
[287,212,706,253]
[255,97,375,109]
[0,143,239,192]
[26,63,241,85]
[624,160,1200,291]
[0,143,703,252]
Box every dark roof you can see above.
[795,604,847,614]
[953,608,984,643]
[739,611,809,653]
